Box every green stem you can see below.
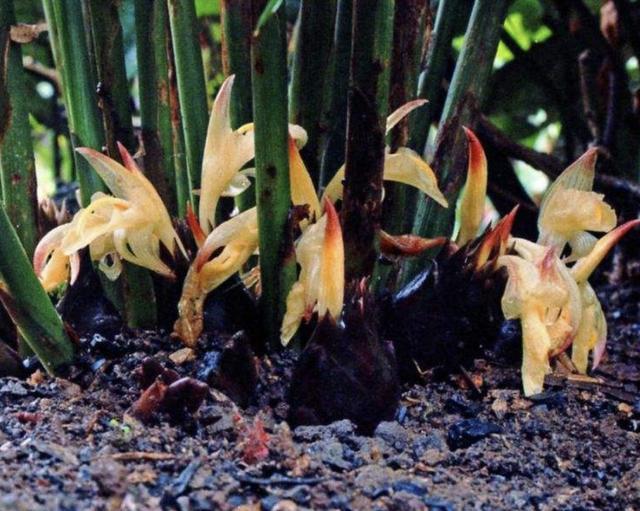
[86,0,136,156]
[289,0,336,187]
[167,0,208,208]
[43,0,105,206]
[167,33,190,218]
[407,0,467,153]
[221,0,255,212]
[251,0,296,349]
[0,205,74,374]
[86,0,157,329]
[318,0,352,188]
[0,0,39,258]
[407,0,508,279]
[341,0,395,281]
[135,0,176,214]
[382,0,427,235]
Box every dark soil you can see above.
[1,276,639,511]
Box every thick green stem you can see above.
[318,0,352,188]
[400,0,468,239]
[135,0,176,214]
[86,0,157,329]
[407,0,508,280]
[407,0,467,153]
[221,0,255,212]
[86,0,135,155]
[0,0,39,258]
[382,0,427,235]
[43,0,105,205]
[251,0,296,349]
[289,0,336,187]
[0,205,74,374]
[167,0,208,208]
[167,33,190,218]
[341,0,395,281]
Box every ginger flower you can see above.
[498,240,581,396]
[281,199,344,346]
[498,148,639,394]
[34,144,185,291]
[322,100,448,208]
[537,149,616,259]
[198,75,307,233]
[174,207,259,347]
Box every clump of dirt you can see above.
[0,276,639,510]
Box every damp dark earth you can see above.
[1,267,639,511]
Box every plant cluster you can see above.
[0,0,639,432]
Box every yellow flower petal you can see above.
[570,219,640,283]
[456,127,488,245]
[289,136,321,221]
[322,148,448,208]
[317,199,344,321]
[385,99,427,134]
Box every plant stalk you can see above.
[135,0,177,214]
[0,205,74,374]
[167,0,209,208]
[341,0,395,281]
[0,0,39,258]
[221,0,255,212]
[86,0,157,329]
[289,0,337,187]
[408,0,509,277]
[251,0,296,349]
[43,0,105,205]
[318,0,353,188]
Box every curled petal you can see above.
[537,148,599,252]
[379,230,447,257]
[385,99,427,134]
[221,172,253,197]
[570,219,640,283]
[457,127,488,245]
[539,189,616,237]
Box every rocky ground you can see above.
[0,275,639,511]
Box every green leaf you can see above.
[256,0,284,33]
[195,0,220,16]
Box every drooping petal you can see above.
[521,310,553,396]
[383,148,448,207]
[571,282,606,373]
[281,282,306,346]
[322,148,448,208]
[456,127,488,245]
